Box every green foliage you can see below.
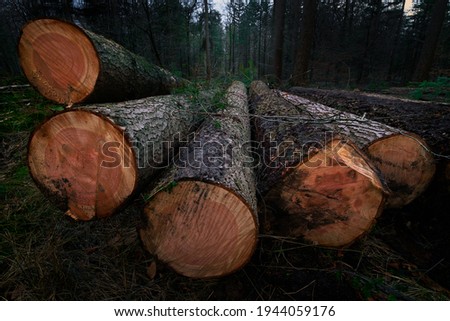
[211,88,227,112]
[0,87,59,133]
[409,76,450,102]
[238,61,258,87]
[164,180,178,193]
[172,82,201,100]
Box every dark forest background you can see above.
[1,0,449,87]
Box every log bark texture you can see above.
[288,87,450,157]
[140,81,258,278]
[250,81,386,247]
[28,94,201,221]
[279,91,436,208]
[18,18,185,105]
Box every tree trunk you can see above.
[250,81,386,247]
[412,0,448,82]
[273,0,286,82]
[280,90,436,208]
[139,81,258,278]
[18,18,185,105]
[28,94,203,221]
[288,87,449,157]
[357,0,382,83]
[203,0,212,82]
[292,0,317,86]
[387,0,406,81]
[141,0,163,67]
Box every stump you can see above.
[279,91,436,208]
[28,94,200,221]
[140,81,258,278]
[250,81,386,247]
[18,18,185,105]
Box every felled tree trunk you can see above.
[250,80,386,247]
[28,94,201,221]
[140,81,258,278]
[281,90,436,208]
[18,18,185,105]
[288,87,450,157]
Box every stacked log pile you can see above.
[20,19,438,278]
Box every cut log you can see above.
[250,80,386,247]
[28,94,201,221]
[18,18,185,105]
[280,91,436,208]
[139,81,258,278]
[288,87,450,157]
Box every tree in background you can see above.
[413,0,449,81]
[0,0,448,85]
[292,0,317,85]
[203,0,212,82]
[272,0,286,82]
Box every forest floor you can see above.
[1,78,449,300]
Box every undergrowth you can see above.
[409,76,450,103]
[1,79,448,301]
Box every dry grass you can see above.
[1,173,448,300]
[1,85,448,301]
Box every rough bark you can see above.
[412,0,448,82]
[280,91,436,208]
[293,0,317,86]
[273,0,286,82]
[28,94,202,221]
[250,81,386,247]
[140,81,258,278]
[288,87,449,157]
[203,0,212,82]
[18,18,186,105]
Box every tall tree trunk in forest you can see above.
[387,0,406,81]
[258,6,263,78]
[357,0,382,83]
[341,0,351,41]
[273,0,286,82]
[141,0,163,67]
[412,0,448,82]
[262,0,269,77]
[292,0,317,86]
[348,0,355,35]
[183,0,197,78]
[228,0,237,75]
[203,0,212,82]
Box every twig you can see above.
[0,84,30,91]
